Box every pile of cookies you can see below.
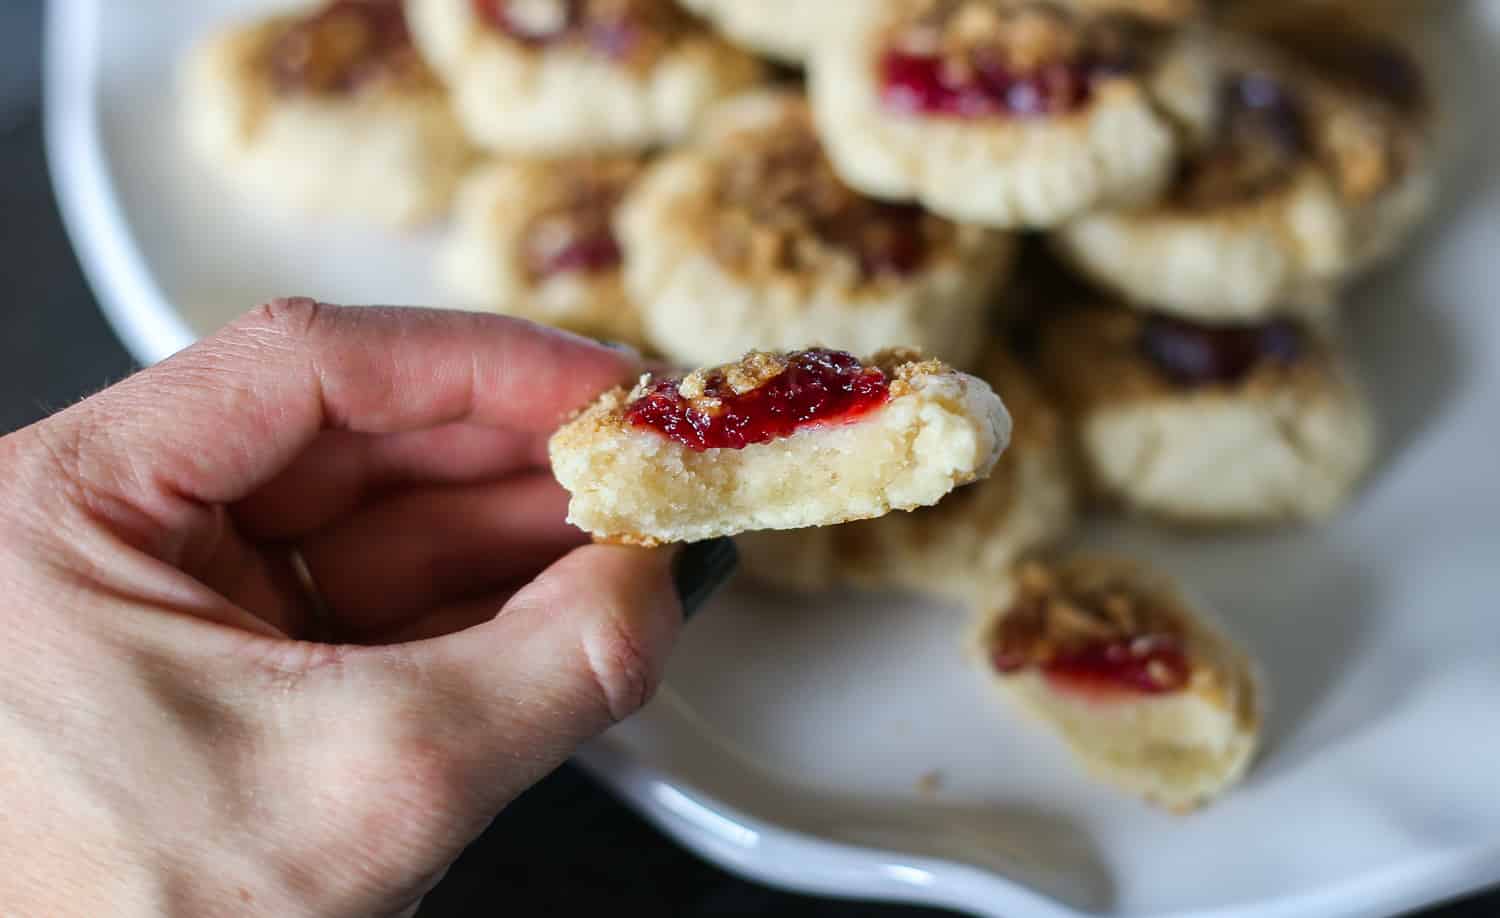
[182,0,1439,812]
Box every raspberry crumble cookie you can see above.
[621,91,1015,369]
[442,155,647,347]
[974,557,1262,810]
[405,0,763,154]
[183,0,472,225]
[1053,21,1434,319]
[1038,302,1375,525]
[739,347,1076,599]
[549,348,1011,545]
[808,0,1217,228]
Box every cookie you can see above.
[441,155,647,347]
[1037,302,1376,525]
[808,0,1217,228]
[972,557,1263,811]
[405,0,764,154]
[1053,21,1435,319]
[675,0,849,64]
[549,347,1010,545]
[738,347,1076,599]
[182,0,472,226]
[621,91,1016,369]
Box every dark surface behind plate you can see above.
[4,1,1496,914]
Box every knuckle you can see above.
[582,605,661,724]
[245,296,326,339]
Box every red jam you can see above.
[879,49,1098,117]
[269,0,419,94]
[472,0,646,60]
[625,349,892,451]
[1140,314,1303,387]
[529,232,622,278]
[993,636,1191,696]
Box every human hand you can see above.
[0,299,737,917]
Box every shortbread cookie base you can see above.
[809,12,1215,228]
[182,18,471,226]
[1052,166,1348,321]
[972,558,1263,812]
[441,161,645,346]
[550,355,1010,545]
[407,0,763,154]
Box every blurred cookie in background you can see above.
[1037,301,1375,525]
[621,90,1016,369]
[405,0,763,154]
[441,154,648,348]
[1052,19,1435,319]
[182,0,472,226]
[971,555,1263,811]
[808,0,1218,228]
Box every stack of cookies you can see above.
[182,0,1441,812]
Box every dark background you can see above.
[4,2,1496,915]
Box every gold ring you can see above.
[287,547,333,641]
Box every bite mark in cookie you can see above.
[549,347,1010,545]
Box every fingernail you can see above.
[672,538,738,622]
[598,340,643,360]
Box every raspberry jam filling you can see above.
[988,564,1193,697]
[880,49,1100,117]
[1172,73,1309,208]
[269,0,421,94]
[527,233,622,279]
[471,0,659,61]
[625,349,892,451]
[1140,314,1303,387]
[992,637,1192,695]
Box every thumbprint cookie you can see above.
[182,0,472,225]
[1053,21,1434,319]
[973,557,1263,811]
[549,347,1010,545]
[808,0,1217,228]
[441,155,647,347]
[621,90,1015,369]
[1037,302,1375,525]
[405,0,764,154]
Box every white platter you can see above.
[45,2,1500,915]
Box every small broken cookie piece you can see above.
[183,0,473,225]
[441,155,647,348]
[809,0,1217,228]
[973,556,1262,811]
[1038,302,1376,525]
[549,347,1011,545]
[622,90,1015,369]
[738,347,1076,599]
[405,0,764,154]
[1052,22,1435,318]
[676,0,853,64]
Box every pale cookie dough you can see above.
[738,347,1076,600]
[182,0,472,227]
[1037,303,1376,525]
[441,155,647,347]
[406,0,763,154]
[549,347,1010,545]
[675,0,853,64]
[972,556,1263,811]
[809,0,1217,228]
[1053,21,1436,319]
[621,90,1016,369]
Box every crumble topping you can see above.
[473,0,696,68]
[520,157,642,282]
[266,0,434,95]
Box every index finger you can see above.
[49,299,638,510]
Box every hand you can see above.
[0,299,737,917]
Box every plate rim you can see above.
[42,1,1500,915]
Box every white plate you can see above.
[45,2,1500,915]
